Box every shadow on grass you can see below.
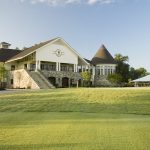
[0,143,85,150]
[0,102,150,116]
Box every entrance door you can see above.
[62,77,69,88]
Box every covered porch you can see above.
[10,60,78,73]
[35,61,78,72]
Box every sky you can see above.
[0,0,150,71]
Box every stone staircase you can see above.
[29,71,55,89]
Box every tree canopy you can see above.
[81,71,91,87]
[107,74,123,85]
[114,54,130,82]
[112,54,149,84]
[129,67,149,80]
[0,64,7,89]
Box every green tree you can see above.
[81,71,91,87]
[136,68,149,77]
[0,64,7,89]
[129,67,149,80]
[115,54,129,62]
[107,74,123,85]
[114,54,130,82]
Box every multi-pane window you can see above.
[61,66,73,72]
[41,64,56,71]
[101,69,103,75]
[97,69,100,75]
[95,65,116,76]
[61,65,68,71]
[61,64,74,72]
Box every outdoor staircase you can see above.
[29,71,55,89]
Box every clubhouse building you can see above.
[0,37,117,89]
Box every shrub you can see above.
[107,74,123,85]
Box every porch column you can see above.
[56,62,59,71]
[76,64,78,72]
[81,66,84,72]
[35,61,38,71]
[92,67,95,78]
[38,61,41,70]
[103,66,105,75]
[92,66,95,86]
[58,63,61,71]
[27,63,30,70]
[74,64,76,72]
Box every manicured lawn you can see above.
[0,88,150,150]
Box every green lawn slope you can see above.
[0,88,150,150]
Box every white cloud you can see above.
[18,0,115,6]
[87,0,115,5]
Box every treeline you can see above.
[107,54,149,85]
[0,64,7,90]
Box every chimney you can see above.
[0,42,11,49]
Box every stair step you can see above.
[29,71,55,89]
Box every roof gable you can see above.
[6,37,89,65]
[6,38,58,62]
[58,39,89,65]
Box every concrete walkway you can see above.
[0,89,39,94]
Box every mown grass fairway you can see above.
[0,88,150,150]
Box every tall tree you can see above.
[114,54,130,82]
[0,64,7,89]
[115,54,129,62]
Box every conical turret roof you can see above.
[91,45,116,65]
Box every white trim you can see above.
[96,64,117,66]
